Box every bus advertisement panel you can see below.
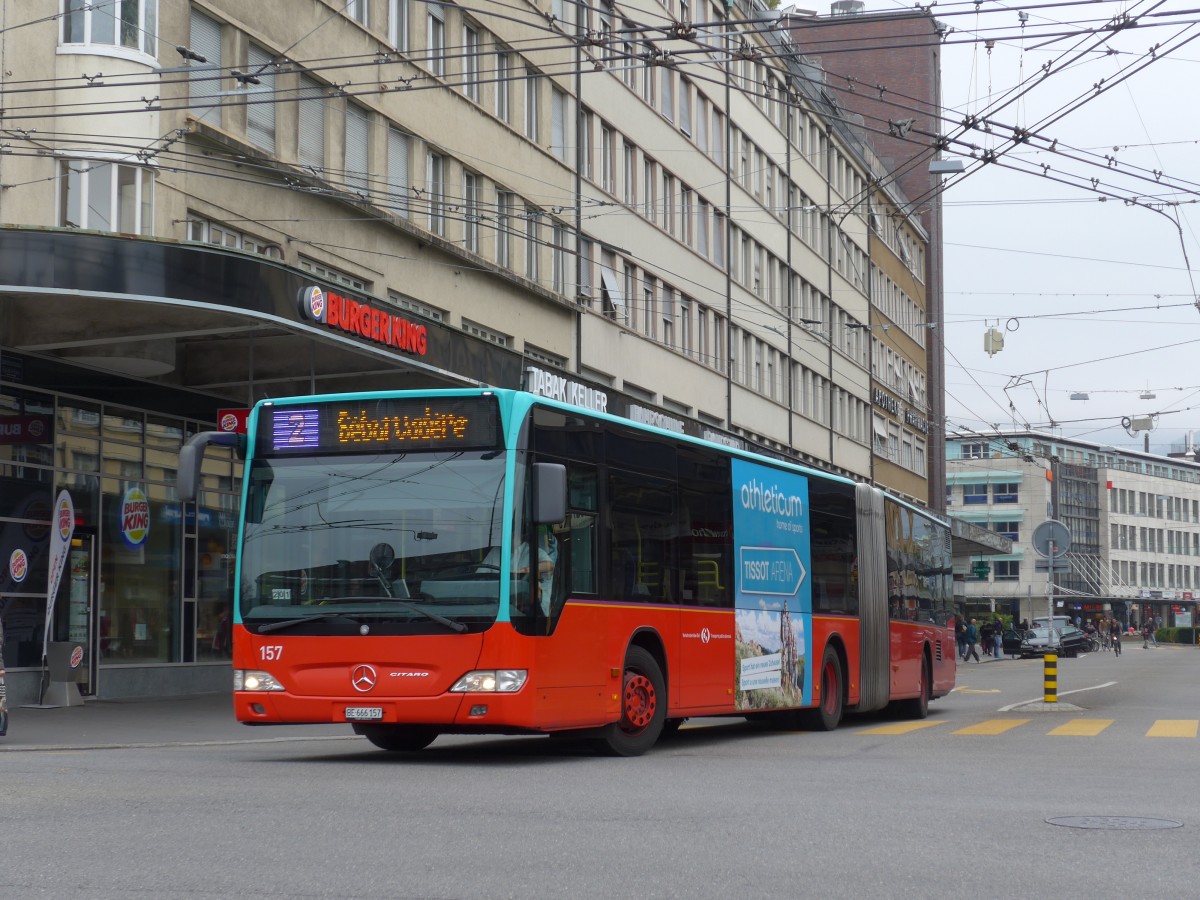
[732,459,811,712]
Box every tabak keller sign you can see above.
[297,286,428,357]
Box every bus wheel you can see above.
[353,724,438,752]
[897,657,931,720]
[801,646,843,731]
[594,646,666,757]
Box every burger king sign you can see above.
[120,486,150,549]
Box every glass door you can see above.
[66,533,98,695]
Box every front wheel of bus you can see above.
[353,724,438,752]
[594,646,666,757]
[802,646,843,731]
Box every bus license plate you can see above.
[345,707,383,721]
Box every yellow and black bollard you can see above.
[1043,652,1058,703]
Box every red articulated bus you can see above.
[179,389,954,756]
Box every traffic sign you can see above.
[1032,520,1071,558]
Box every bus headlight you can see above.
[235,669,285,691]
[450,669,528,693]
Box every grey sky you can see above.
[853,0,1200,453]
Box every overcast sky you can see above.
[846,0,1200,455]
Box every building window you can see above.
[344,103,370,194]
[496,190,515,268]
[298,257,368,290]
[600,124,614,193]
[427,152,445,235]
[428,4,446,77]
[961,442,987,459]
[463,23,480,102]
[347,0,368,25]
[59,159,154,234]
[62,0,157,56]
[525,69,540,141]
[187,9,222,125]
[994,560,1020,582]
[993,521,1020,541]
[993,482,1019,504]
[551,222,567,294]
[551,88,569,161]
[463,171,480,253]
[388,292,446,322]
[187,216,280,258]
[495,48,512,122]
[387,128,410,218]
[462,318,512,348]
[524,207,540,280]
[962,483,988,505]
[297,75,326,171]
[245,45,276,154]
[389,0,409,50]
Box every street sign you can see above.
[1032,520,1071,558]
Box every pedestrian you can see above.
[1142,621,1153,649]
[1111,621,1121,657]
[955,617,968,660]
[992,617,1004,659]
[980,619,994,657]
[964,619,981,662]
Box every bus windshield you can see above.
[239,450,507,633]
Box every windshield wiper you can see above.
[255,611,361,634]
[301,596,468,634]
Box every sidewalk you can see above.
[0,692,358,752]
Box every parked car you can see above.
[1002,628,1026,658]
[1021,625,1090,658]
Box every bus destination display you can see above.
[263,396,499,454]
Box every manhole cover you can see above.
[1047,816,1183,830]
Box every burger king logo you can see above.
[9,548,28,583]
[70,646,84,668]
[298,286,326,322]
[120,486,151,549]
[57,495,73,540]
[220,412,239,432]
[28,418,46,439]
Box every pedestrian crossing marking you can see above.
[1147,720,1199,738]
[953,719,1029,735]
[857,721,945,735]
[1048,719,1113,737]
[852,718,1199,738]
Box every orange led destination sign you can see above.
[263,396,499,455]
[337,408,470,445]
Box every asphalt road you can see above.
[4,644,1197,899]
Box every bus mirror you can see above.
[179,431,244,502]
[532,462,567,524]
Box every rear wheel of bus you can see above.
[801,645,843,731]
[593,646,666,757]
[353,724,439,752]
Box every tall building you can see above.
[0,0,938,702]
[785,3,949,511]
[947,432,1200,629]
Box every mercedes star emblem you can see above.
[351,664,377,693]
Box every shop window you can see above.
[59,160,154,235]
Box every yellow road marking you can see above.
[1048,719,1113,737]
[857,721,945,735]
[1147,720,1199,738]
[953,719,1029,735]
[953,688,1001,694]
